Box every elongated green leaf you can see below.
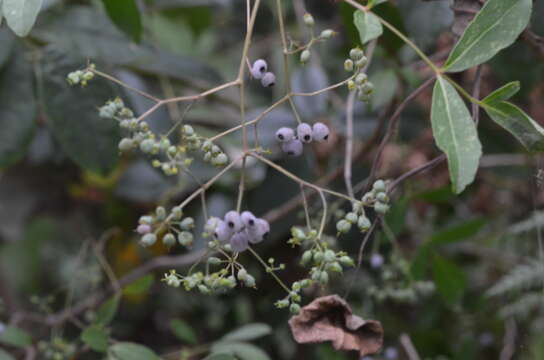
[101,0,142,43]
[211,342,270,360]
[42,48,120,174]
[222,323,272,342]
[0,348,16,360]
[2,0,43,37]
[431,253,466,304]
[0,47,36,168]
[444,0,532,72]
[483,81,520,104]
[108,342,160,360]
[123,274,154,296]
[482,101,544,152]
[354,10,383,44]
[81,325,109,352]
[431,77,482,193]
[94,294,121,326]
[170,319,198,344]
[0,326,32,348]
[429,219,486,245]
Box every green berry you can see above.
[355,73,368,85]
[276,299,290,308]
[340,256,355,267]
[180,217,195,230]
[376,192,389,202]
[300,49,311,64]
[303,13,314,26]
[139,139,155,153]
[182,125,194,136]
[320,29,334,39]
[356,56,368,68]
[212,153,228,166]
[357,215,371,231]
[141,233,157,247]
[291,227,306,240]
[301,250,313,265]
[362,81,374,95]
[327,261,343,272]
[178,231,194,246]
[207,257,222,265]
[344,59,354,72]
[319,271,329,285]
[118,138,134,151]
[336,219,352,233]
[198,285,210,294]
[171,206,183,220]
[349,48,364,61]
[237,268,248,281]
[373,179,386,192]
[374,202,390,215]
[324,249,336,262]
[313,251,324,263]
[290,303,301,314]
[244,275,256,287]
[163,233,176,246]
[345,212,358,223]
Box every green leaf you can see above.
[482,81,520,104]
[221,323,272,342]
[443,0,532,72]
[0,348,16,360]
[94,294,120,326]
[482,100,544,152]
[353,10,383,44]
[429,219,486,246]
[431,252,466,304]
[41,48,120,174]
[123,274,154,296]
[0,46,36,168]
[431,76,482,194]
[2,0,43,36]
[211,342,271,360]
[369,69,398,110]
[203,354,237,360]
[0,326,32,348]
[81,325,109,353]
[108,342,160,360]
[101,0,142,43]
[170,319,198,344]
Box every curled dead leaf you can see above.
[288,295,383,356]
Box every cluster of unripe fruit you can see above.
[250,59,275,87]
[137,206,195,247]
[297,13,336,65]
[363,179,391,214]
[205,210,270,253]
[181,125,229,167]
[345,47,374,102]
[163,264,257,293]
[275,122,330,156]
[66,64,95,87]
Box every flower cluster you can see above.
[137,206,195,247]
[180,125,229,167]
[275,122,330,156]
[66,64,95,87]
[345,48,374,102]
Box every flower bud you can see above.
[163,233,176,246]
[320,29,334,39]
[290,303,301,314]
[300,49,311,64]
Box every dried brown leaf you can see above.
[288,295,383,356]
